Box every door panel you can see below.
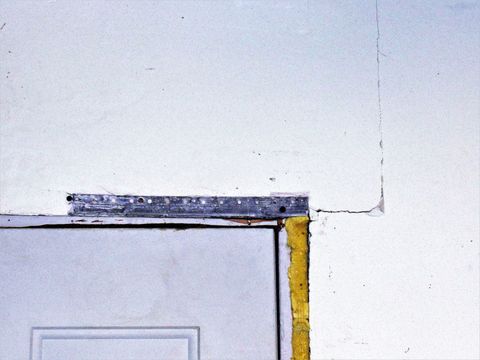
[32,328,196,360]
[0,228,277,359]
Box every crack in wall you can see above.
[313,197,384,217]
[376,0,385,202]
[315,0,385,216]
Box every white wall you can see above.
[0,0,382,214]
[1,1,478,359]
[311,2,479,358]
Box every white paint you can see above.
[0,1,479,359]
[0,228,277,359]
[278,228,293,360]
[0,0,381,214]
[309,2,480,359]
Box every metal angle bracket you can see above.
[68,194,309,219]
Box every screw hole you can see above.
[138,197,145,203]
[279,206,287,213]
[66,195,73,202]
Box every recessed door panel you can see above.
[0,228,277,359]
[31,328,196,360]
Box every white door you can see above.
[0,227,279,359]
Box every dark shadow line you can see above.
[274,227,282,360]
[1,223,279,230]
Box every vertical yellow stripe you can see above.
[286,216,310,360]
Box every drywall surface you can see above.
[0,0,382,214]
[310,2,480,359]
[1,1,479,359]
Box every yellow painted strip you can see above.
[286,216,310,360]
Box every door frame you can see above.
[0,195,310,360]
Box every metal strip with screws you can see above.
[68,194,309,219]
